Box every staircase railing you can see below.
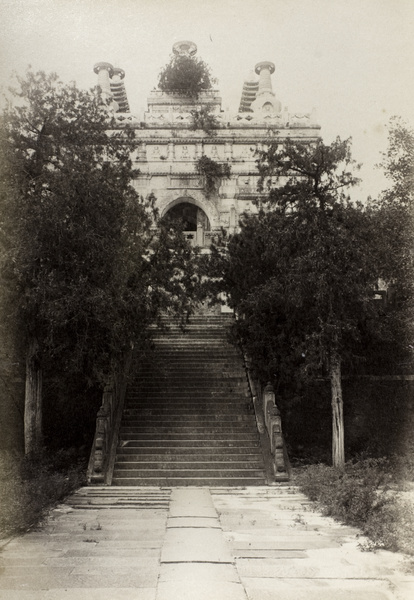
[87,352,132,485]
[244,356,290,481]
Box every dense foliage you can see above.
[190,106,220,135]
[195,155,231,197]
[297,459,414,555]
[0,449,86,536]
[206,138,383,466]
[0,70,200,453]
[158,54,216,98]
[370,118,414,368]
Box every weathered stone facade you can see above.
[94,42,321,245]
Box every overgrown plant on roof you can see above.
[158,54,216,98]
[190,106,219,135]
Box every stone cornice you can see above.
[133,135,321,144]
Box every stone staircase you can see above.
[111,313,268,486]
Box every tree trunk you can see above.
[330,353,345,468]
[24,338,43,455]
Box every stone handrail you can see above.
[87,352,132,485]
[244,357,289,481]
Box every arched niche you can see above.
[162,197,213,247]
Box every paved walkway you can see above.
[0,486,413,600]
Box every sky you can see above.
[1,0,413,200]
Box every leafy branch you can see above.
[190,106,219,135]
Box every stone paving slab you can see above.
[166,516,221,528]
[0,589,156,600]
[0,497,168,597]
[0,485,412,600]
[157,488,247,599]
[159,562,241,582]
[157,563,248,600]
[241,578,395,600]
[156,579,247,600]
[161,527,233,563]
[210,487,414,600]
[168,487,217,518]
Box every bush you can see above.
[190,106,219,135]
[0,449,86,537]
[158,54,216,98]
[195,155,231,197]
[296,458,414,555]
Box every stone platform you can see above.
[0,486,413,600]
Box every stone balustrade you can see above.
[87,352,132,484]
[244,357,289,481]
[262,382,289,478]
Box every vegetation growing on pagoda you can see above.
[195,155,231,197]
[190,106,220,135]
[158,53,216,98]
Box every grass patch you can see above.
[295,458,414,556]
[0,449,86,538]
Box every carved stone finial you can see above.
[93,62,114,76]
[173,41,197,57]
[112,67,125,80]
[255,61,275,76]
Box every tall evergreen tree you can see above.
[211,138,380,467]
[0,70,199,454]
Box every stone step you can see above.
[136,360,244,366]
[126,396,248,401]
[121,403,253,419]
[115,452,263,461]
[130,379,246,385]
[117,446,263,456]
[119,425,257,434]
[126,399,249,405]
[67,487,171,509]
[119,432,260,441]
[121,415,256,424]
[129,378,247,384]
[109,311,266,487]
[112,467,265,479]
[126,391,249,398]
[111,476,266,486]
[113,460,264,470]
[117,440,260,448]
[121,409,254,417]
[126,388,248,395]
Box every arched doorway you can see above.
[165,201,210,247]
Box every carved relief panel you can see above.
[176,145,195,160]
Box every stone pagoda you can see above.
[93,41,320,246]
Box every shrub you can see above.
[190,106,219,135]
[158,55,216,98]
[296,459,414,555]
[195,155,231,197]
[0,449,86,537]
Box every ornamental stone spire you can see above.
[251,60,281,113]
[255,61,275,95]
[172,41,197,57]
[93,62,114,101]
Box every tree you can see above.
[0,70,200,454]
[371,117,414,368]
[210,138,381,467]
[158,53,216,98]
[380,116,414,208]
